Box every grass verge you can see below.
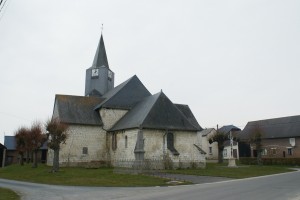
[0,164,172,187]
[165,163,294,179]
[0,188,20,200]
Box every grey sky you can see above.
[0,0,299,144]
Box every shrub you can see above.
[239,157,300,166]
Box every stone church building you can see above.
[47,34,206,169]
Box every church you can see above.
[47,33,206,169]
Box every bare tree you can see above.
[249,125,263,165]
[28,122,47,168]
[209,130,227,163]
[46,118,69,172]
[15,127,29,166]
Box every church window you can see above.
[125,136,128,148]
[167,133,179,156]
[287,148,292,155]
[82,147,88,155]
[112,133,117,150]
[209,147,212,154]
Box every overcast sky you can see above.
[0,0,300,144]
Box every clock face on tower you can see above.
[91,68,99,78]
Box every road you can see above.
[1,170,300,200]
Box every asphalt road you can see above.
[1,170,300,200]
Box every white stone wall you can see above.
[47,125,106,166]
[109,128,206,168]
[201,129,219,160]
[167,130,204,162]
[99,108,128,130]
[109,129,138,161]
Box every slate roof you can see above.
[175,104,203,131]
[94,75,151,110]
[200,128,216,137]
[110,92,201,132]
[55,95,104,126]
[87,89,102,97]
[224,140,238,146]
[91,34,109,68]
[4,136,15,150]
[218,125,241,134]
[4,136,47,150]
[0,143,6,149]
[241,115,300,139]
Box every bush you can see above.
[239,157,300,166]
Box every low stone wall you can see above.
[113,158,206,174]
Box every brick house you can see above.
[241,115,300,158]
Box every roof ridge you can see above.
[139,92,162,127]
[142,92,199,130]
[94,75,136,110]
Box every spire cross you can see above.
[101,24,104,34]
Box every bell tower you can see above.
[85,34,114,96]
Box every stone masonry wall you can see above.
[109,128,205,168]
[47,125,106,166]
[99,108,128,130]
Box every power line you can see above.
[0,0,10,21]
[0,111,31,122]
[0,0,8,13]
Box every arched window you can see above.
[112,133,117,151]
[167,132,179,156]
[125,135,128,148]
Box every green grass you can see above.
[0,188,20,200]
[165,163,294,179]
[0,163,294,187]
[0,164,171,187]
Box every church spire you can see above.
[92,34,109,68]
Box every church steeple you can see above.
[85,33,114,97]
[92,34,109,68]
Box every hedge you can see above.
[239,157,300,166]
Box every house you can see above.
[201,128,218,160]
[218,125,241,159]
[0,143,6,168]
[47,33,206,169]
[241,115,300,158]
[4,136,48,165]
